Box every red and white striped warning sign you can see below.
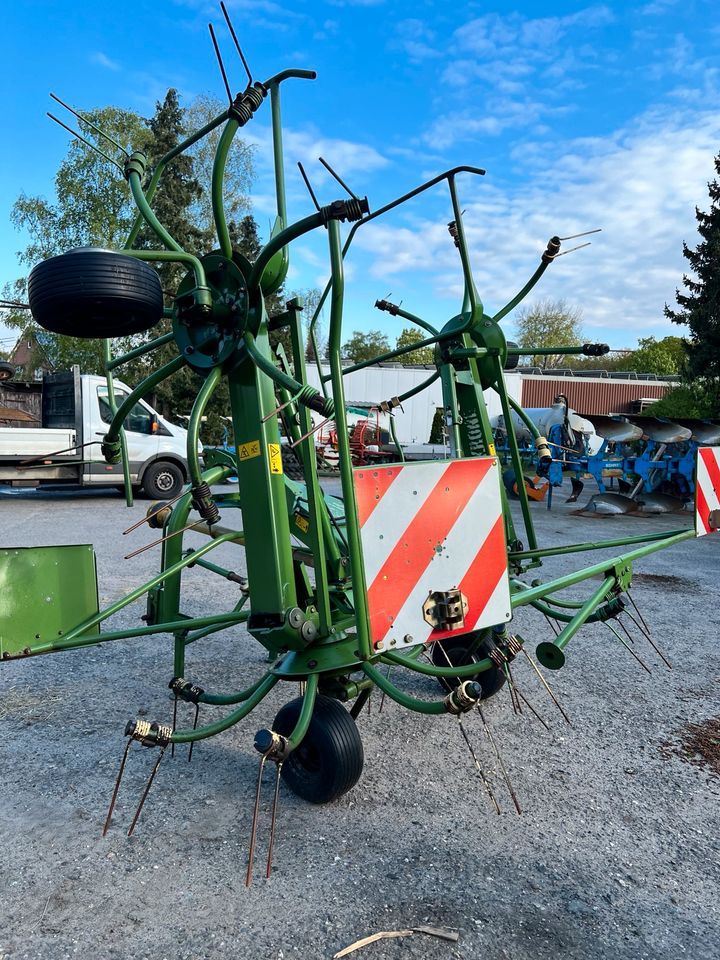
[696,447,720,536]
[353,457,510,652]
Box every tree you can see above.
[515,298,584,368]
[341,330,391,364]
[395,327,434,365]
[623,336,687,377]
[665,151,720,413]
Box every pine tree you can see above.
[665,152,720,412]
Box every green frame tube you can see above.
[106,332,176,371]
[188,367,222,487]
[326,219,372,659]
[171,673,279,743]
[362,662,447,715]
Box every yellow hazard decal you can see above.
[487,442,496,456]
[238,440,261,461]
[268,443,283,474]
[294,513,310,533]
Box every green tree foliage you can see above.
[623,336,686,377]
[394,327,434,364]
[665,151,720,414]
[11,106,149,267]
[515,298,584,368]
[341,330,391,363]
[644,384,717,419]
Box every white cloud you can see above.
[347,106,720,346]
[90,52,121,71]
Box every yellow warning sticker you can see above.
[487,442,497,456]
[294,513,310,533]
[238,440,261,461]
[268,443,283,474]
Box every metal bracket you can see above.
[422,589,468,631]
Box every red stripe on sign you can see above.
[702,448,720,503]
[697,483,712,534]
[430,515,507,641]
[355,466,402,528]
[368,458,493,646]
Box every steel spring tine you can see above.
[265,761,283,879]
[626,589,652,636]
[127,746,167,837]
[122,487,189,535]
[521,648,571,724]
[246,751,270,887]
[543,613,560,637]
[456,716,501,815]
[103,739,133,836]
[603,621,652,675]
[617,616,637,646]
[171,696,178,760]
[123,521,204,560]
[502,662,521,715]
[290,416,333,448]
[432,641,462,689]
[624,608,672,669]
[477,705,522,816]
[507,665,550,731]
[188,704,200,762]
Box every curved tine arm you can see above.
[491,260,551,324]
[247,211,325,290]
[263,69,317,86]
[362,662,447,715]
[126,168,184,254]
[171,674,279,743]
[282,674,319,752]
[188,367,223,487]
[212,118,240,259]
[124,110,230,250]
[447,173,481,318]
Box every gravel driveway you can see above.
[1,484,718,960]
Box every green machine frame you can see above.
[1,9,702,876]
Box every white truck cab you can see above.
[0,368,192,498]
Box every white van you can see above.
[0,368,192,498]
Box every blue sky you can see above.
[1,0,719,352]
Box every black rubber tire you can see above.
[431,633,507,698]
[27,248,163,338]
[281,443,305,480]
[504,340,520,370]
[141,461,184,499]
[273,695,364,804]
[0,360,15,381]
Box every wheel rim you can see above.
[155,470,176,493]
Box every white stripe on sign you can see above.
[358,460,452,587]
[696,447,720,536]
[379,463,503,647]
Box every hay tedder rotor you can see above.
[2,8,720,882]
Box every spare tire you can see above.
[28,248,163,339]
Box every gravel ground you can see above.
[1,482,718,960]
